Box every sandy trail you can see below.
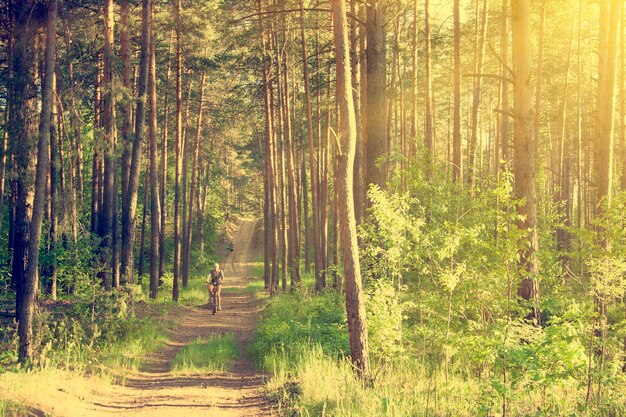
[91,218,272,417]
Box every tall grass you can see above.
[253,289,619,417]
[172,333,239,373]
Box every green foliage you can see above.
[1,288,170,382]
[251,291,349,373]
[172,333,239,373]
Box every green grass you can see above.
[0,400,31,417]
[97,313,170,383]
[172,333,239,373]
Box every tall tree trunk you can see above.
[173,0,183,301]
[1,5,12,252]
[160,31,174,279]
[137,168,149,283]
[8,1,40,308]
[424,0,434,172]
[452,0,462,182]
[330,0,372,380]
[533,0,546,177]
[63,23,84,211]
[468,0,490,187]
[91,56,102,235]
[365,0,386,194]
[49,74,59,299]
[98,0,117,291]
[594,0,622,221]
[182,69,206,287]
[301,151,310,273]
[511,0,539,321]
[620,4,626,192]
[320,65,332,287]
[350,0,364,224]
[18,0,56,363]
[148,5,160,300]
[121,0,150,284]
[497,0,511,174]
[120,0,132,209]
[298,0,322,291]
[556,15,576,259]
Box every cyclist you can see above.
[207,263,224,311]
[226,241,234,258]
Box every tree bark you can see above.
[468,0,489,187]
[121,0,150,284]
[330,0,372,380]
[137,168,149,283]
[173,0,183,301]
[452,0,462,182]
[18,0,56,363]
[160,31,174,279]
[424,0,434,172]
[350,0,364,224]
[148,5,160,299]
[98,0,117,291]
[11,1,41,318]
[511,0,539,320]
[298,0,322,291]
[365,0,386,194]
[120,0,132,209]
[594,0,622,220]
[182,68,206,288]
[497,0,511,174]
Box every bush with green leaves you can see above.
[251,291,349,372]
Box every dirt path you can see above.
[92,218,273,417]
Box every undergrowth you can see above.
[254,289,626,417]
[172,333,239,373]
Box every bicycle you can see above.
[209,285,218,315]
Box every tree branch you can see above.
[464,72,514,84]
[231,8,365,26]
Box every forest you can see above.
[1,0,626,416]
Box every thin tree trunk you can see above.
[160,31,174,279]
[350,0,364,224]
[452,0,462,182]
[182,69,206,287]
[298,0,322,291]
[91,56,102,234]
[181,77,193,289]
[121,0,150,284]
[497,0,511,173]
[173,0,183,301]
[330,0,372,380]
[301,151,310,273]
[533,0,546,173]
[468,0,489,187]
[148,5,160,299]
[18,0,56,363]
[281,47,301,288]
[595,0,622,220]
[137,168,149,283]
[63,23,83,210]
[424,0,434,172]
[49,74,59,299]
[0,9,12,245]
[120,0,132,209]
[98,0,117,291]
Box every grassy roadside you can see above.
[250,272,616,417]
[172,333,239,373]
[0,267,218,416]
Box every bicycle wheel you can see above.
[212,291,217,315]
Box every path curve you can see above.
[92,218,273,417]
